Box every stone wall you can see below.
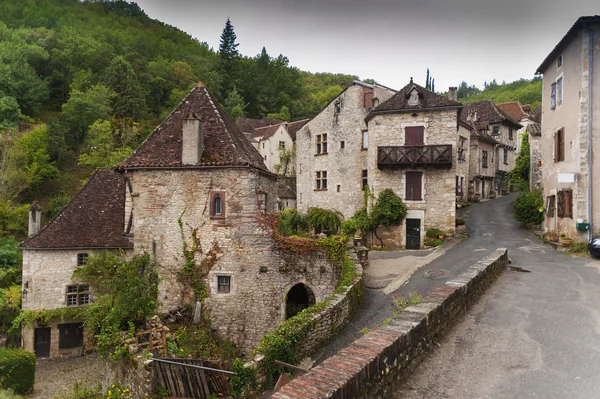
[296,83,395,219]
[529,133,543,190]
[102,356,153,399]
[368,109,460,246]
[272,248,508,398]
[126,167,342,352]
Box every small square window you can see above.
[316,171,328,190]
[279,141,285,149]
[210,192,226,218]
[66,285,90,307]
[492,126,499,136]
[336,184,341,193]
[362,170,368,190]
[335,102,341,114]
[77,253,88,267]
[262,142,265,149]
[218,276,230,294]
[257,192,267,212]
[340,141,345,150]
[557,54,562,68]
[362,131,368,149]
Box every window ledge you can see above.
[210,216,226,220]
[314,153,328,156]
[361,147,368,151]
[314,189,328,192]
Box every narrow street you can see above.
[394,194,600,399]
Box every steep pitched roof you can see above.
[528,122,542,136]
[530,106,541,123]
[121,83,268,172]
[496,102,528,122]
[251,119,309,142]
[22,170,132,250]
[368,81,461,118]
[235,117,282,134]
[460,100,522,130]
[536,16,600,74]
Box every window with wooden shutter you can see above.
[563,189,573,218]
[557,191,564,217]
[555,128,564,162]
[405,126,424,146]
[551,82,556,110]
[405,171,423,200]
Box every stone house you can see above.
[461,100,522,197]
[496,101,534,155]
[251,119,309,175]
[527,107,543,190]
[366,81,465,249]
[20,83,344,357]
[535,16,600,241]
[296,80,396,219]
[20,170,134,358]
[464,112,500,200]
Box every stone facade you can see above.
[529,125,543,190]
[538,19,600,240]
[254,124,295,173]
[296,82,395,219]
[125,167,341,352]
[468,136,498,200]
[368,108,462,247]
[456,124,471,202]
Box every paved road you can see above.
[394,194,600,399]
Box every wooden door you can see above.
[406,219,421,249]
[35,327,51,357]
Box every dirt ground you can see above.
[29,354,103,399]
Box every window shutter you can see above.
[405,126,424,146]
[551,82,556,110]
[405,171,423,200]
[558,130,564,161]
[565,189,573,218]
[557,191,564,217]
[553,131,557,162]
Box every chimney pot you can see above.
[448,87,458,102]
[28,201,42,237]
[182,111,204,165]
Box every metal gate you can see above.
[406,218,421,249]
[34,327,51,357]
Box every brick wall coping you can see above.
[272,248,508,398]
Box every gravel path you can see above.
[30,354,103,398]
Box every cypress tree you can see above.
[425,68,430,90]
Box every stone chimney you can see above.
[182,111,204,165]
[28,201,42,237]
[467,109,478,122]
[448,87,458,102]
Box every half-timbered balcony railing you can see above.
[377,145,453,168]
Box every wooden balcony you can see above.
[377,145,453,168]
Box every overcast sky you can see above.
[133,0,598,91]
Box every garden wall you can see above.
[272,248,508,398]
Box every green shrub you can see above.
[371,189,407,227]
[426,228,442,238]
[278,208,307,237]
[341,218,358,237]
[0,388,23,399]
[0,349,35,394]
[424,237,443,247]
[306,207,343,234]
[456,218,465,226]
[513,191,544,226]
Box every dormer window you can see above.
[408,89,420,106]
[210,191,226,219]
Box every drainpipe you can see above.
[588,27,594,241]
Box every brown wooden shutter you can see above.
[564,189,572,218]
[558,130,564,161]
[405,126,424,146]
[406,171,423,200]
[557,191,564,217]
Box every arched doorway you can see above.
[285,283,316,319]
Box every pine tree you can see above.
[425,68,430,90]
[104,56,146,119]
[223,86,248,117]
[219,17,239,62]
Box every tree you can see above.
[218,17,239,63]
[78,119,135,168]
[273,145,296,177]
[267,105,290,122]
[103,56,146,119]
[223,87,247,117]
[509,133,530,191]
[0,95,19,129]
[61,84,114,146]
[426,68,430,89]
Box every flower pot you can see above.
[559,237,572,246]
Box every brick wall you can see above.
[272,248,508,398]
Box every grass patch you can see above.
[392,291,422,315]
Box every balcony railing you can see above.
[378,145,453,168]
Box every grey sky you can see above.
[134,0,598,91]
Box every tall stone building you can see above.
[461,100,522,196]
[536,16,600,240]
[464,110,500,200]
[20,83,343,357]
[367,81,467,248]
[251,119,309,174]
[296,81,396,219]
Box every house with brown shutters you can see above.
[461,100,522,197]
[20,170,133,358]
[295,80,396,219]
[20,83,346,357]
[366,80,468,248]
[496,101,534,156]
[536,16,600,241]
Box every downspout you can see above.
[588,27,594,241]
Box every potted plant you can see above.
[547,230,559,242]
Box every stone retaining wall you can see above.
[272,248,508,398]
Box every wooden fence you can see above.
[136,327,167,357]
[153,357,232,398]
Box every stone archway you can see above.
[285,283,316,319]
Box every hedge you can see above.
[0,349,36,394]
